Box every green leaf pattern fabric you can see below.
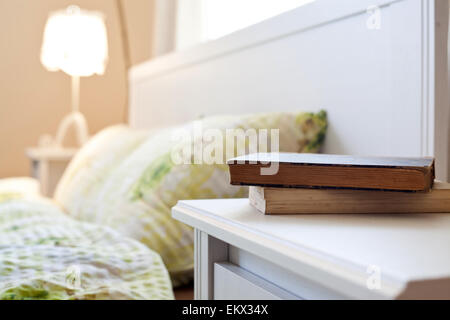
[0,193,173,300]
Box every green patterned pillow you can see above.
[54,125,148,220]
[61,111,327,286]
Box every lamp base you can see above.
[54,111,89,147]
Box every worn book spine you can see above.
[229,153,435,192]
[249,182,450,215]
[230,163,434,191]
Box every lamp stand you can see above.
[54,75,89,147]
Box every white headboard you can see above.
[129,0,449,180]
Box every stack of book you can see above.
[227,153,450,215]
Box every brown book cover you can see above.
[249,182,450,215]
[228,153,435,192]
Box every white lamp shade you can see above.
[41,5,108,77]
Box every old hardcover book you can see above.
[249,181,450,215]
[228,153,435,192]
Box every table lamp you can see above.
[40,5,108,147]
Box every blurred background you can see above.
[0,0,154,177]
[0,0,319,178]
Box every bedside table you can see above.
[25,147,77,197]
[172,199,450,300]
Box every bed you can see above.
[0,177,174,300]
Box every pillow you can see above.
[54,125,149,220]
[60,111,327,286]
[0,177,40,201]
[0,196,173,300]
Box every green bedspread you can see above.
[0,180,174,300]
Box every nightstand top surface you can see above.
[173,198,450,298]
[26,147,78,160]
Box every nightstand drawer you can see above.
[228,246,346,300]
[213,262,300,300]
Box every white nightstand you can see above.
[172,199,450,300]
[25,147,77,197]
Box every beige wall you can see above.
[0,0,154,178]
